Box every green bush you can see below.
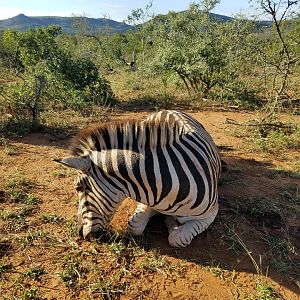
[58,56,99,89]
[83,78,115,106]
[0,26,115,133]
[0,70,47,128]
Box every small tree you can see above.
[250,0,300,112]
[148,1,250,99]
[0,68,47,128]
[126,1,154,69]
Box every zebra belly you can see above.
[150,191,213,218]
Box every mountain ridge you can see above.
[0,13,272,33]
[0,14,132,33]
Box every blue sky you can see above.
[0,0,256,21]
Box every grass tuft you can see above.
[24,266,46,280]
[140,253,166,273]
[89,276,127,299]
[256,281,280,300]
[18,286,40,300]
[40,213,64,224]
[59,261,83,288]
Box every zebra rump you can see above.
[56,110,222,247]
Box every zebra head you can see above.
[53,156,109,240]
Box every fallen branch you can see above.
[224,118,295,130]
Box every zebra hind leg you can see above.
[128,203,158,236]
[166,213,217,248]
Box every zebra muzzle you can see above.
[80,226,109,241]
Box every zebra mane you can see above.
[71,114,185,156]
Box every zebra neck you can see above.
[90,149,143,201]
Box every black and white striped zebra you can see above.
[55,110,222,247]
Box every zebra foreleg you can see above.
[164,215,179,233]
[128,203,158,236]
[166,213,217,248]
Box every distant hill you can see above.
[151,11,272,28]
[0,13,272,34]
[210,12,272,27]
[0,14,132,33]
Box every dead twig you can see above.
[224,117,295,130]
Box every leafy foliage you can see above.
[0,26,114,132]
[0,0,300,134]
[144,3,255,100]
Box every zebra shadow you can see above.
[125,156,300,295]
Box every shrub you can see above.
[0,26,115,124]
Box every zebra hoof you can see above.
[168,228,191,248]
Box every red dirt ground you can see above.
[0,110,299,299]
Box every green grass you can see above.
[241,197,281,218]
[24,266,46,280]
[256,282,279,300]
[5,176,40,205]
[0,205,34,221]
[280,190,300,205]
[8,190,40,205]
[220,224,245,254]
[106,240,127,256]
[0,118,33,137]
[206,265,226,280]
[2,144,18,156]
[59,261,83,288]
[17,230,47,248]
[253,127,300,153]
[140,253,166,273]
[6,176,34,190]
[66,220,78,237]
[40,213,64,224]
[262,234,298,273]
[88,276,127,299]
[18,287,40,300]
[276,168,300,179]
[231,119,300,154]
[52,169,70,178]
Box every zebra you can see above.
[55,110,222,247]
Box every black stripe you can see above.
[173,140,205,209]
[81,199,103,215]
[180,135,212,209]
[164,143,190,209]
[156,127,172,203]
[104,149,129,192]
[144,126,157,202]
[93,134,101,151]
[88,174,117,209]
[116,127,124,149]
[131,123,139,151]
[85,190,113,214]
[131,152,150,205]
[116,150,141,201]
[102,129,111,149]
[91,161,125,194]
[83,216,109,227]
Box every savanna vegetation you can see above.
[0,0,299,299]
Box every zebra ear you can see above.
[53,156,91,172]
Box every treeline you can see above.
[0,0,299,130]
